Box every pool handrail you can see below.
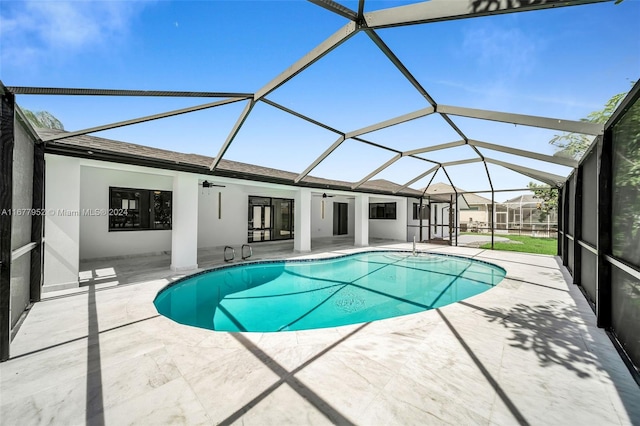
[241,244,252,260]
[224,246,235,262]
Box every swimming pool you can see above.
[154,251,505,332]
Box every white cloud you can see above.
[435,78,601,110]
[462,24,539,80]
[1,0,150,67]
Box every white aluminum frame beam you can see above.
[260,98,342,135]
[8,86,253,98]
[210,100,256,171]
[364,0,610,29]
[434,187,555,196]
[294,135,345,183]
[441,158,483,167]
[42,97,249,142]
[308,0,358,20]
[255,21,358,100]
[485,157,566,187]
[351,154,402,189]
[345,106,435,139]
[403,140,465,157]
[469,139,578,168]
[394,165,439,194]
[296,106,435,182]
[438,104,604,135]
[364,29,437,106]
[439,113,468,141]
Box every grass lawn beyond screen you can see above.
[479,234,558,255]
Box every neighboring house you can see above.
[497,194,558,232]
[30,126,453,291]
[420,183,557,234]
[459,192,493,232]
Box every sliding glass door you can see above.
[248,196,294,242]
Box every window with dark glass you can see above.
[109,187,172,231]
[369,202,396,219]
[412,203,429,220]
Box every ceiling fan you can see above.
[199,180,225,188]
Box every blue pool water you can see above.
[154,251,505,332]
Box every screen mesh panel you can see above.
[611,98,640,269]
[581,148,598,246]
[580,247,597,306]
[611,267,640,368]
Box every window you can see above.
[412,203,429,220]
[369,202,396,219]
[109,187,172,231]
[248,196,294,242]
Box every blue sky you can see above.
[2,0,639,196]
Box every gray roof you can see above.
[503,194,541,206]
[422,182,492,205]
[36,128,425,198]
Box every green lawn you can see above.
[479,234,558,255]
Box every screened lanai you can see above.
[4,0,610,198]
[1,0,639,382]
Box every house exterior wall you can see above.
[198,182,248,248]
[45,154,419,286]
[198,183,298,249]
[368,196,408,241]
[310,196,354,238]
[460,204,490,231]
[79,166,173,260]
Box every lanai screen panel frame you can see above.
[6,0,610,198]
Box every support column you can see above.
[354,194,369,247]
[574,167,583,286]
[30,142,45,302]
[1,88,15,361]
[597,130,612,328]
[171,172,198,271]
[294,188,311,252]
[43,155,80,290]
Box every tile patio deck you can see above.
[1,241,639,425]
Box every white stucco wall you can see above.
[198,184,298,248]
[368,196,408,241]
[46,153,421,273]
[460,204,490,228]
[310,195,354,238]
[78,166,172,260]
[171,172,199,271]
[198,183,247,248]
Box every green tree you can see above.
[610,94,640,265]
[550,84,632,160]
[22,108,64,130]
[527,182,558,222]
